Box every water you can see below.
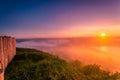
[17,38,120,72]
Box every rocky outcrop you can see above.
[0,36,16,80]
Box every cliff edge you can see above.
[0,36,16,80]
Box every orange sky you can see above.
[1,0,120,38]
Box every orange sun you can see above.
[100,32,106,37]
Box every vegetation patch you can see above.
[5,48,120,80]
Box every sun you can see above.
[100,32,106,37]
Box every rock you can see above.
[0,36,16,80]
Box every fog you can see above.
[17,38,120,72]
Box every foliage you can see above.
[5,48,120,80]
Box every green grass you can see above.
[5,48,120,80]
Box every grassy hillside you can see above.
[5,48,120,80]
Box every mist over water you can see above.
[17,38,120,72]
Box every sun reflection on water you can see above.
[100,46,107,52]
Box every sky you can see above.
[0,0,120,38]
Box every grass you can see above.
[5,48,120,80]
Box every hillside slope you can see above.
[5,48,120,80]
